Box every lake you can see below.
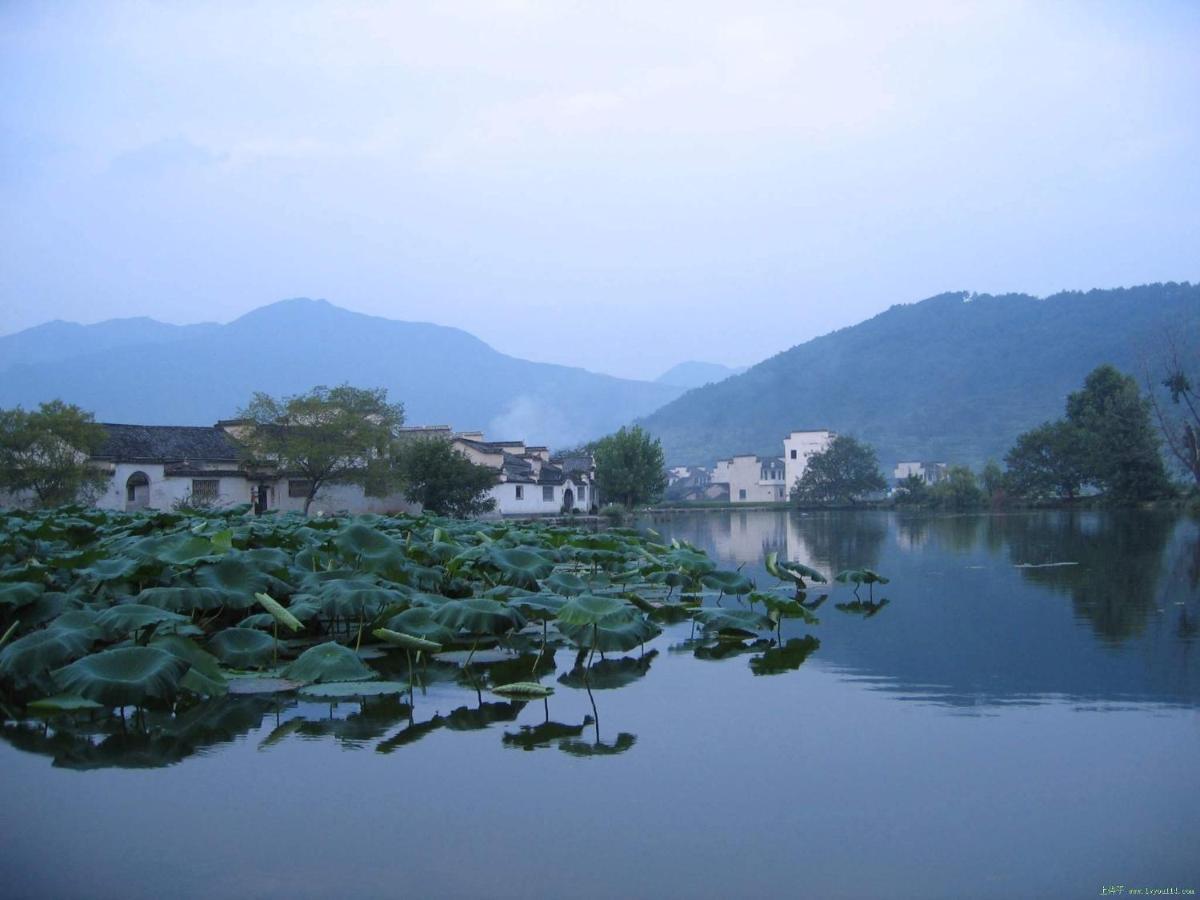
[2,509,1197,899]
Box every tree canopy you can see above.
[1004,365,1171,503]
[593,426,667,509]
[394,437,497,517]
[790,435,886,506]
[0,400,109,507]
[235,385,405,514]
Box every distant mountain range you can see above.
[654,360,747,389]
[638,283,1200,469]
[0,299,684,449]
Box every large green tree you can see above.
[1004,421,1090,501]
[0,400,110,507]
[593,426,667,509]
[790,435,886,506]
[236,385,405,514]
[395,437,498,517]
[1065,365,1172,502]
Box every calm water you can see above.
[2,510,1198,899]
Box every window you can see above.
[543,485,554,502]
[578,485,586,501]
[191,479,219,503]
[288,479,312,498]
[515,485,524,500]
[790,450,797,459]
[738,489,747,500]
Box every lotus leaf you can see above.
[491,681,554,698]
[26,693,104,712]
[372,627,442,653]
[283,641,377,684]
[254,592,303,632]
[432,598,525,637]
[94,604,193,639]
[298,680,410,699]
[701,570,754,596]
[208,628,279,668]
[0,626,98,690]
[0,582,44,609]
[383,608,455,645]
[692,607,771,636]
[543,571,587,596]
[53,647,189,707]
[135,586,229,612]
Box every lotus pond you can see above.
[1,507,1197,898]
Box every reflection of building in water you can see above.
[784,514,834,582]
[706,510,789,564]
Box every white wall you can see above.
[783,431,835,493]
[490,479,587,515]
[725,456,786,503]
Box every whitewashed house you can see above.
[704,430,834,503]
[450,435,598,515]
[89,422,416,515]
[711,454,787,503]
[783,430,836,491]
[893,461,949,486]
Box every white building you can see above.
[783,430,836,492]
[90,423,416,515]
[450,435,597,516]
[893,461,949,486]
[711,455,787,503]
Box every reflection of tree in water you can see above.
[791,511,887,573]
[1004,512,1177,642]
[896,515,984,554]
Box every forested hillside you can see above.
[638,283,1200,469]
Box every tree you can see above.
[236,385,405,515]
[593,426,667,509]
[394,437,498,517]
[1065,365,1172,502]
[893,472,929,506]
[928,465,985,510]
[0,400,110,507]
[790,435,886,506]
[1145,338,1200,489]
[1004,421,1089,501]
[980,459,1006,503]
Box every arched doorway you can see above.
[561,487,574,512]
[125,471,150,511]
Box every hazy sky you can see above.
[2,1,1198,380]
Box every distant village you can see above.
[668,429,947,504]
[78,421,598,517]
[6,417,949,516]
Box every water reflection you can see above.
[4,510,1198,770]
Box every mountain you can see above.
[655,360,746,389]
[0,317,220,371]
[638,283,1200,469]
[0,299,684,449]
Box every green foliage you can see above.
[790,435,887,506]
[236,384,406,514]
[1065,365,1172,502]
[394,436,497,517]
[0,400,109,506]
[1146,337,1200,488]
[893,473,929,506]
[53,646,189,708]
[928,466,985,510]
[282,641,376,684]
[1005,421,1090,500]
[593,426,667,509]
[1005,365,1171,503]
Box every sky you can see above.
[2,1,1198,381]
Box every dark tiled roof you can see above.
[500,453,535,484]
[554,455,594,475]
[536,465,566,486]
[95,424,240,462]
